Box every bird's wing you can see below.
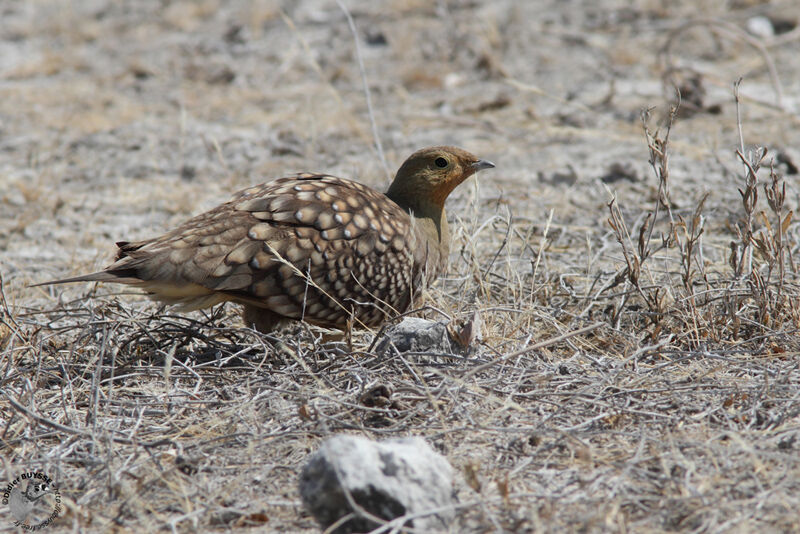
[225,174,422,326]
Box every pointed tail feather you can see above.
[31,270,227,311]
[30,270,141,288]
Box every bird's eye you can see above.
[434,157,448,168]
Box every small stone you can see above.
[375,317,455,356]
[746,16,775,38]
[299,434,455,533]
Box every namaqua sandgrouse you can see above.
[38,146,495,332]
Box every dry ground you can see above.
[3,0,800,532]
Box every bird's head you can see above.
[386,146,494,214]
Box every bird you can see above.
[36,146,495,332]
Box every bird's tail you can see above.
[30,270,140,287]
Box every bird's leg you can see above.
[345,315,353,352]
[242,305,285,333]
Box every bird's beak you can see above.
[471,159,495,171]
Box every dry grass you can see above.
[3,1,800,532]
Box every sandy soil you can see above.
[3,0,800,532]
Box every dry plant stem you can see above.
[335,0,390,182]
[677,193,708,294]
[609,102,722,346]
[278,10,372,149]
[605,105,680,314]
[606,197,664,317]
[641,105,676,224]
[531,209,554,304]
[733,79,760,278]
[729,80,795,330]
[482,209,513,283]
[675,194,709,346]
[752,161,793,326]
[734,146,770,322]
[660,18,785,110]
[0,271,23,334]
[644,100,709,342]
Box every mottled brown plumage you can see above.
[37,146,494,332]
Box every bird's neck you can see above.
[386,188,451,275]
[414,206,449,248]
[411,206,450,280]
[388,193,447,243]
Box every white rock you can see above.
[299,434,455,533]
[746,16,775,38]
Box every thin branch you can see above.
[336,0,391,182]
